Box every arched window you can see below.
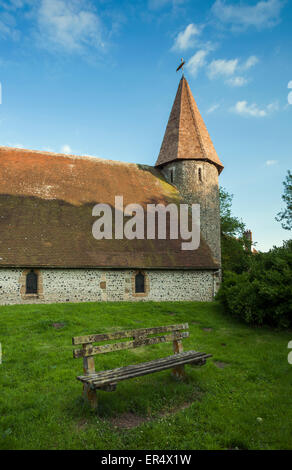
[198,168,202,182]
[135,272,145,293]
[170,169,174,183]
[26,270,38,294]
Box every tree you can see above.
[219,187,251,274]
[220,187,245,237]
[276,170,292,230]
[216,240,292,328]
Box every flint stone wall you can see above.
[0,268,220,305]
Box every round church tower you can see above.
[155,76,224,265]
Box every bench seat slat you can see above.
[98,355,210,385]
[77,351,212,387]
[78,353,211,388]
[73,331,189,358]
[72,323,188,345]
[80,354,208,387]
[79,350,201,381]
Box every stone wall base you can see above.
[0,268,220,305]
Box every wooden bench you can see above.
[72,323,211,409]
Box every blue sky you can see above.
[0,0,291,251]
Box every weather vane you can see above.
[176,58,185,74]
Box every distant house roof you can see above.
[155,76,224,173]
[0,147,219,269]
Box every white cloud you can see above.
[207,103,220,114]
[265,160,278,166]
[186,49,210,77]
[266,101,279,112]
[172,23,202,51]
[212,0,285,30]
[226,76,248,87]
[36,0,105,53]
[61,144,72,154]
[207,58,238,78]
[207,55,258,85]
[207,55,259,80]
[242,55,259,70]
[231,100,279,117]
[232,101,266,117]
[288,80,292,89]
[0,1,107,55]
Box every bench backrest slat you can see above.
[73,331,189,358]
[72,323,188,346]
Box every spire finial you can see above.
[176,58,185,75]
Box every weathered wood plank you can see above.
[77,351,210,384]
[83,385,98,408]
[72,323,189,345]
[85,357,205,387]
[82,344,97,408]
[83,349,95,375]
[77,353,212,387]
[82,351,194,381]
[172,338,185,379]
[73,331,189,358]
[80,350,199,381]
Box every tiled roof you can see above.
[0,147,219,269]
[155,76,224,173]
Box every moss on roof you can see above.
[0,147,218,269]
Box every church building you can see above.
[0,76,224,305]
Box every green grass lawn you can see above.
[0,301,291,450]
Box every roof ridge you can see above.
[0,146,152,169]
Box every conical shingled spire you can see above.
[155,76,224,173]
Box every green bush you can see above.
[216,240,292,328]
[221,234,251,274]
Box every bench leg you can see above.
[83,383,98,409]
[172,364,185,380]
[82,354,98,409]
[172,339,186,380]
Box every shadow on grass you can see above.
[67,371,205,430]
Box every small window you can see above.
[198,168,202,182]
[135,272,145,293]
[170,169,174,183]
[26,270,38,294]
